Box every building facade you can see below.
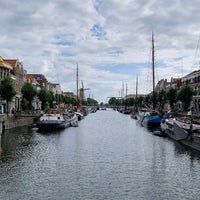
[4,59,27,112]
[0,57,13,113]
[181,70,200,111]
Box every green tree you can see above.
[71,97,77,106]
[144,94,151,107]
[137,96,144,107]
[38,88,50,110]
[115,98,121,106]
[48,91,55,108]
[124,98,135,106]
[166,87,177,110]
[21,99,29,110]
[21,82,37,110]
[108,97,117,106]
[81,99,88,106]
[63,95,74,105]
[177,84,194,111]
[87,97,98,106]
[158,89,167,110]
[0,77,16,113]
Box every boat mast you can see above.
[76,64,79,104]
[152,32,156,110]
[135,75,138,108]
[122,81,124,99]
[136,75,138,99]
[126,83,128,100]
[152,32,155,93]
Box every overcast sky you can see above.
[1,0,200,103]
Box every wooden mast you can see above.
[152,32,156,110]
[136,75,138,99]
[76,63,79,104]
[152,32,155,93]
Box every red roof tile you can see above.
[4,59,17,67]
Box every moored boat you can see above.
[173,120,200,152]
[75,111,84,121]
[142,111,162,128]
[136,108,150,124]
[69,115,79,127]
[161,116,200,152]
[123,107,132,114]
[142,110,170,128]
[130,111,137,119]
[36,109,78,131]
[161,118,189,141]
[36,113,68,131]
[180,134,200,152]
[63,110,78,127]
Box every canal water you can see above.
[1,109,200,200]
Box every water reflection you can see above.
[0,127,35,160]
[1,110,200,200]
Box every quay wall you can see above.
[0,114,40,134]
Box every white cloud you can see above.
[1,0,200,102]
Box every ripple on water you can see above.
[1,110,200,200]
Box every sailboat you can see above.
[141,33,169,128]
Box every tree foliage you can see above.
[87,97,98,106]
[177,84,194,111]
[0,77,16,112]
[21,99,29,110]
[136,96,144,107]
[166,87,177,109]
[48,91,55,108]
[108,97,117,105]
[38,88,50,110]
[144,95,151,107]
[124,98,135,106]
[0,77,16,102]
[150,92,158,109]
[21,82,37,110]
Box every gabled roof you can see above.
[0,57,13,70]
[4,59,18,67]
[28,74,47,81]
[171,77,181,84]
[26,74,40,86]
[26,74,35,81]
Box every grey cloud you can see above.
[1,0,200,102]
